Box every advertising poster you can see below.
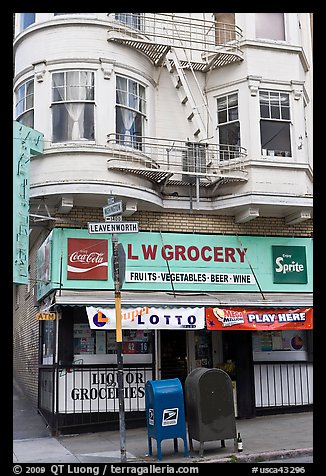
[206,307,313,331]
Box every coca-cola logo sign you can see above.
[67,238,108,280]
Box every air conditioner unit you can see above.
[182,142,207,183]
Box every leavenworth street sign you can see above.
[88,221,139,234]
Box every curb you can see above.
[204,447,313,464]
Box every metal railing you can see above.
[39,364,154,432]
[107,13,243,67]
[107,134,247,184]
[254,361,313,408]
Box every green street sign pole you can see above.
[112,234,127,463]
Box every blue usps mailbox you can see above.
[145,378,189,461]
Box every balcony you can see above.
[107,134,247,188]
[107,13,243,71]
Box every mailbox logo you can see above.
[162,408,179,426]
[149,408,154,425]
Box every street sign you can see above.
[103,201,123,219]
[105,216,122,222]
[88,222,139,234]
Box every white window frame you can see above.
[259,90,292,158]
[15,78,34,128]
[115,75,146,148]
[51,70,95,143]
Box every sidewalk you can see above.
[13,413,313,464]
[13,378,313,464]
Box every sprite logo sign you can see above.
[272,246,307,284]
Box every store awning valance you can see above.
[54,290,313,308]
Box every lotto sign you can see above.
[86,306,205,330]
[67,238,108,280]
[272,246,307,284]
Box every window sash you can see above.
[259,91,290,121]
[52,71,94,102]
[217,93,238,124]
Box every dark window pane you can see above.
[219,122,240,146]
[218,110,227,124]
[52,103,94,142]
[271,105,280,119]
[281,107,290,120]
[260,104,269,118]
[260,120,291,156]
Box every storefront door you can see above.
[160,330,188,385]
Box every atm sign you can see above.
[36,312,56,321]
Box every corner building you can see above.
[13,13,313,434]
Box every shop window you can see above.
[72,308,152,364]
[260,91,291,157]
[52,70,95,142]
[116,75,146,149]
[15,79,34,128]
[252,330,309,361]
[255,13,285,41]
[216,92,241,160]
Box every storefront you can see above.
[36,228,313,433]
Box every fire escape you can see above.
[106,13,247,200]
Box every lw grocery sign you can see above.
[86,306,205,330]
[206,307,313,331]
[36,228,312,300]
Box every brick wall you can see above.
[55,207,313,237]
[13,208,313,407]
[13,230,49,407]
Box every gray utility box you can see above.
[185,368,237,457]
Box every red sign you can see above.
[67,238,108,280]
[206,307,313,331]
